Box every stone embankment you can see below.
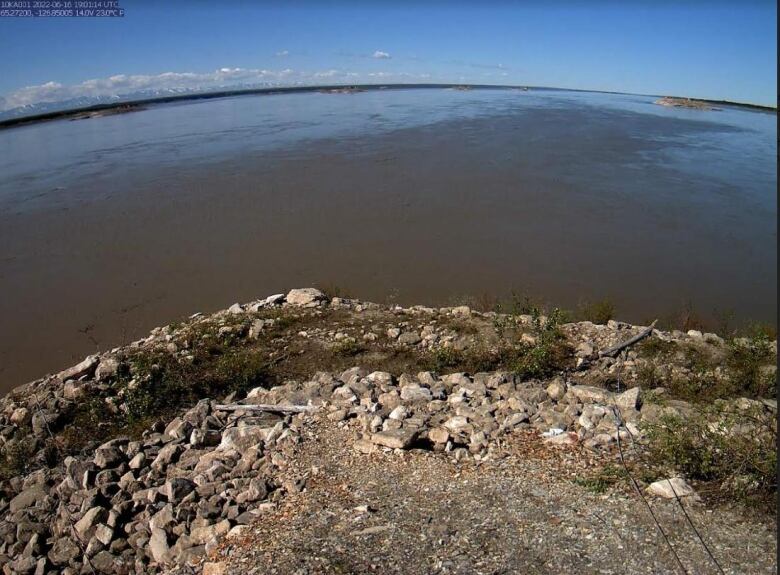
[0,289,775,574]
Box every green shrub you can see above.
[509,308,571,379]
[332,339,367,357]
[645,404,776,505]
[725,335,775,398]
[0,434,37,481]
[575,298,616,325]
[122,347,268,424]
[424,344,501,374]
[574,464,628,494]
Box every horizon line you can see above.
[1,82,776,129]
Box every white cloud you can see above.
[275,50,289,57]
[1,67,439,111]
[1,68,304,110]
[372,50,391,59]
[313,69,340,78]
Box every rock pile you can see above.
[257,368,665,460]
[0,289,775,574]
[1,399,306,574]
[0,362,698,575]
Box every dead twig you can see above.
[214,403,317,414]
[599,320,657,358]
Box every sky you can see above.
[0,0,776,112]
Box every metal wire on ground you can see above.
[611,345,726,575]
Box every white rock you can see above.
[399,384,432,402]
[264,293,286,305]
[576,342,595,357]
[388,406,408,421]
[444,416,469,432]
[95,356,120,380]
[226,525,250,540]
[370,428,417,449]
[647,477,698,499]
[218,425,271,452]
[286,288,326,306]
[59,355,99,381]
[9,407,31,426]
[149,527,170,564]
[545,379,566,401]
[428,427,450,444]
[615,387,641,412]
[569,385,613,404]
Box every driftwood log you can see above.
[599,320,658,358]
[214,403,316,414]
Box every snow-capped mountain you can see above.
[0,84,285,122]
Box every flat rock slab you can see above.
[370,429,418,449]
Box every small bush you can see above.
[673,301,706,332]
[637,338,677,358]
[0,434,37,481]
[574,464,627,494]
[725,335,775,398]
[446,319,480,336]
[424,344,502,374]
[317,284,353,299]
[122,347,269,425]
[491,291,543,317]
[509,309,571,379]
[575,298,616,325]
[645,404,776,505]
[332,340,367,357]
[425,346,467,373]
[425,309,571,377]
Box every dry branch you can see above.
[214,403,316,414]
[599,320,658,358]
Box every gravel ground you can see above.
[204,419,776,575]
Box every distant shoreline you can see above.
[0,83,775,130]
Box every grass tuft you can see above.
[644,403,776,506]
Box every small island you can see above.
[654,96,718,110]
[318,86,366,94]
[68,104,146,121]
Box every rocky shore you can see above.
[0,289,776,574]
[654,97,719,110]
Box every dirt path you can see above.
[206,420,776,575]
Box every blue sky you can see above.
[0,1,776,111]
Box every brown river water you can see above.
[0,88,776,392]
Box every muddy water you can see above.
[0,88,776,392]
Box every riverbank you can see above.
[1,84,774,130]
[0,289,776,574]
[655,97,719,110]
[1,90,776,392]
